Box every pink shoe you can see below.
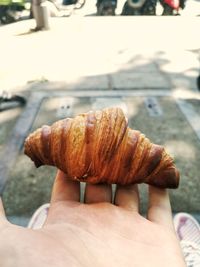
[28,203,50,229]
[174,213,200,246]
[174,213,200,267]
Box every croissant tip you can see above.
[24,133,44,168]
[167,165,180,189]
[174,168,180,189]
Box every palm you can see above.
[0,171,185,267]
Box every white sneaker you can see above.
[28,203,50,229]
[174,213,200,267]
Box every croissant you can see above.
[24,107,180,188]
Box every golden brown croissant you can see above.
[24,107,179,188]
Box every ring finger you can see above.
[114,184,140,212]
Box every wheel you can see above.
[121,0,156,15]
[159,0,174,15]
[97,0,116,15]
[121,1,141,15]
[142,0,157,15]
[162,4,173,15]
[0,6,11,24]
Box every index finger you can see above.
[147,185,174,230]
[50,170,80,203]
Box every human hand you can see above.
[0,170,186,267]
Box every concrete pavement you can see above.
[0,16,200,92]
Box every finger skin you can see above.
[0,197,5,218]
[114,184,139,212]
[50,170,80,203]
[147,185,174,229]
[84,183,112,204]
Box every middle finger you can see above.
[84,183,112,204]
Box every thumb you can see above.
[0,197,6,220]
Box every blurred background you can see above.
[0,0,200,226]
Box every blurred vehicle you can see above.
[97,0,187,16]
[0,0,27,23]
[159,0,186,15]
[96,0,157,15]
[121,0,157,15]
[0,0,84,24]
[0,0,30,24]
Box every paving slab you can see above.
[2,93,200,217]
[28,75,110,91]
[111,71,170,89]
